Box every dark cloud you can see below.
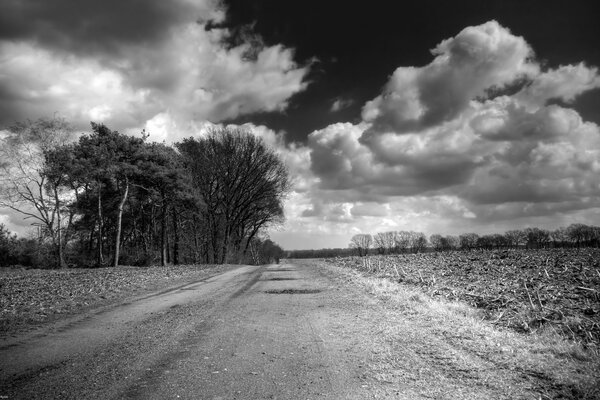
[0,0,214,57]
[0,0,309,132]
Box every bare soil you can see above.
[0,264,236,338]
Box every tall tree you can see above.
[177,127,290,264]
[0,117,74,267]
[47,123,146,267]
[136,142,192,266]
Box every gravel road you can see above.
[0,263,374,399]
[1,262,597,399]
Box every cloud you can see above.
[361,20,538,136]
[516,63,600,105]
[299,20,600,244]
[0,0,310,133]
[0,0,224,57]
[330,97,354,112]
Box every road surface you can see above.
[1,263,375,399]
[2,262,597,399]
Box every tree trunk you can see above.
[53,186,66,268]
[160,197,168,266]
[96,183,104,266]
[192,214,199,263]
[172,207,180,265]
[113,179,129,268]
[209,215,219,264]
[220,224,230,264]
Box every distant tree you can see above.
[490,233,506,249]
[550,227,568,247]
[524,227,550,249]
[350,234,372,257]
[504,229,526,249]
[446,235,460,250]
[410,231,428,253]
[374,231,396,254]
[248,237,284,265]
[476,234,493,250]
[0,117,74,267]
[373,232,386,254]
[395,231,411,253]
[429,234,444,251]
[459,233,479,251]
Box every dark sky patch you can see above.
[221,0,600,142]
[0,0,202,57]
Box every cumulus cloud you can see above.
[361,21,538,136]
[300,20,600,242]
[516,63,600,105]
[0,0,310,133]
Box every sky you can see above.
[1,0,600,249]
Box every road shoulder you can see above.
[305,259,600,399]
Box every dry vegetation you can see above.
[0,264,235,337]
[327,248,600,351]
[314,260,600,399]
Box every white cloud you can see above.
[516,63,600,105]
[0,42,150,129]
[295,20,600,248]
[361,20,538,135]
[0,2,310,135]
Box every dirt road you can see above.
[1,262,598,399]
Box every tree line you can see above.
[345,224,600,256]
[0,117,287,268]
[284,224,600,259]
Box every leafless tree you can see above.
[395,231,411,253]
[430,234,444,251]
[374,231,396,254]
[409,231,428,253]
[0,117,74,267]
[350,234,372,256]
[504,229,526,249]
[459,232,479,251]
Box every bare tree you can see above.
[373,232,386,254]
[0,117,74,267]
[550,227,568,247]
[395,231,411,253]
[504,229,526,249]
[409,231,428,253]
[430,234,444,251]
[459,233,479,251]
[350,234,372,257]
[374,232,395,254]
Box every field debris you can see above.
[328,249,600,350]
[0,264,233,336]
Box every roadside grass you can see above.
[0,264,236,338]
[319,261,600,399]
[327,249,600,349]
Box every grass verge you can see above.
[311,259,600,399]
